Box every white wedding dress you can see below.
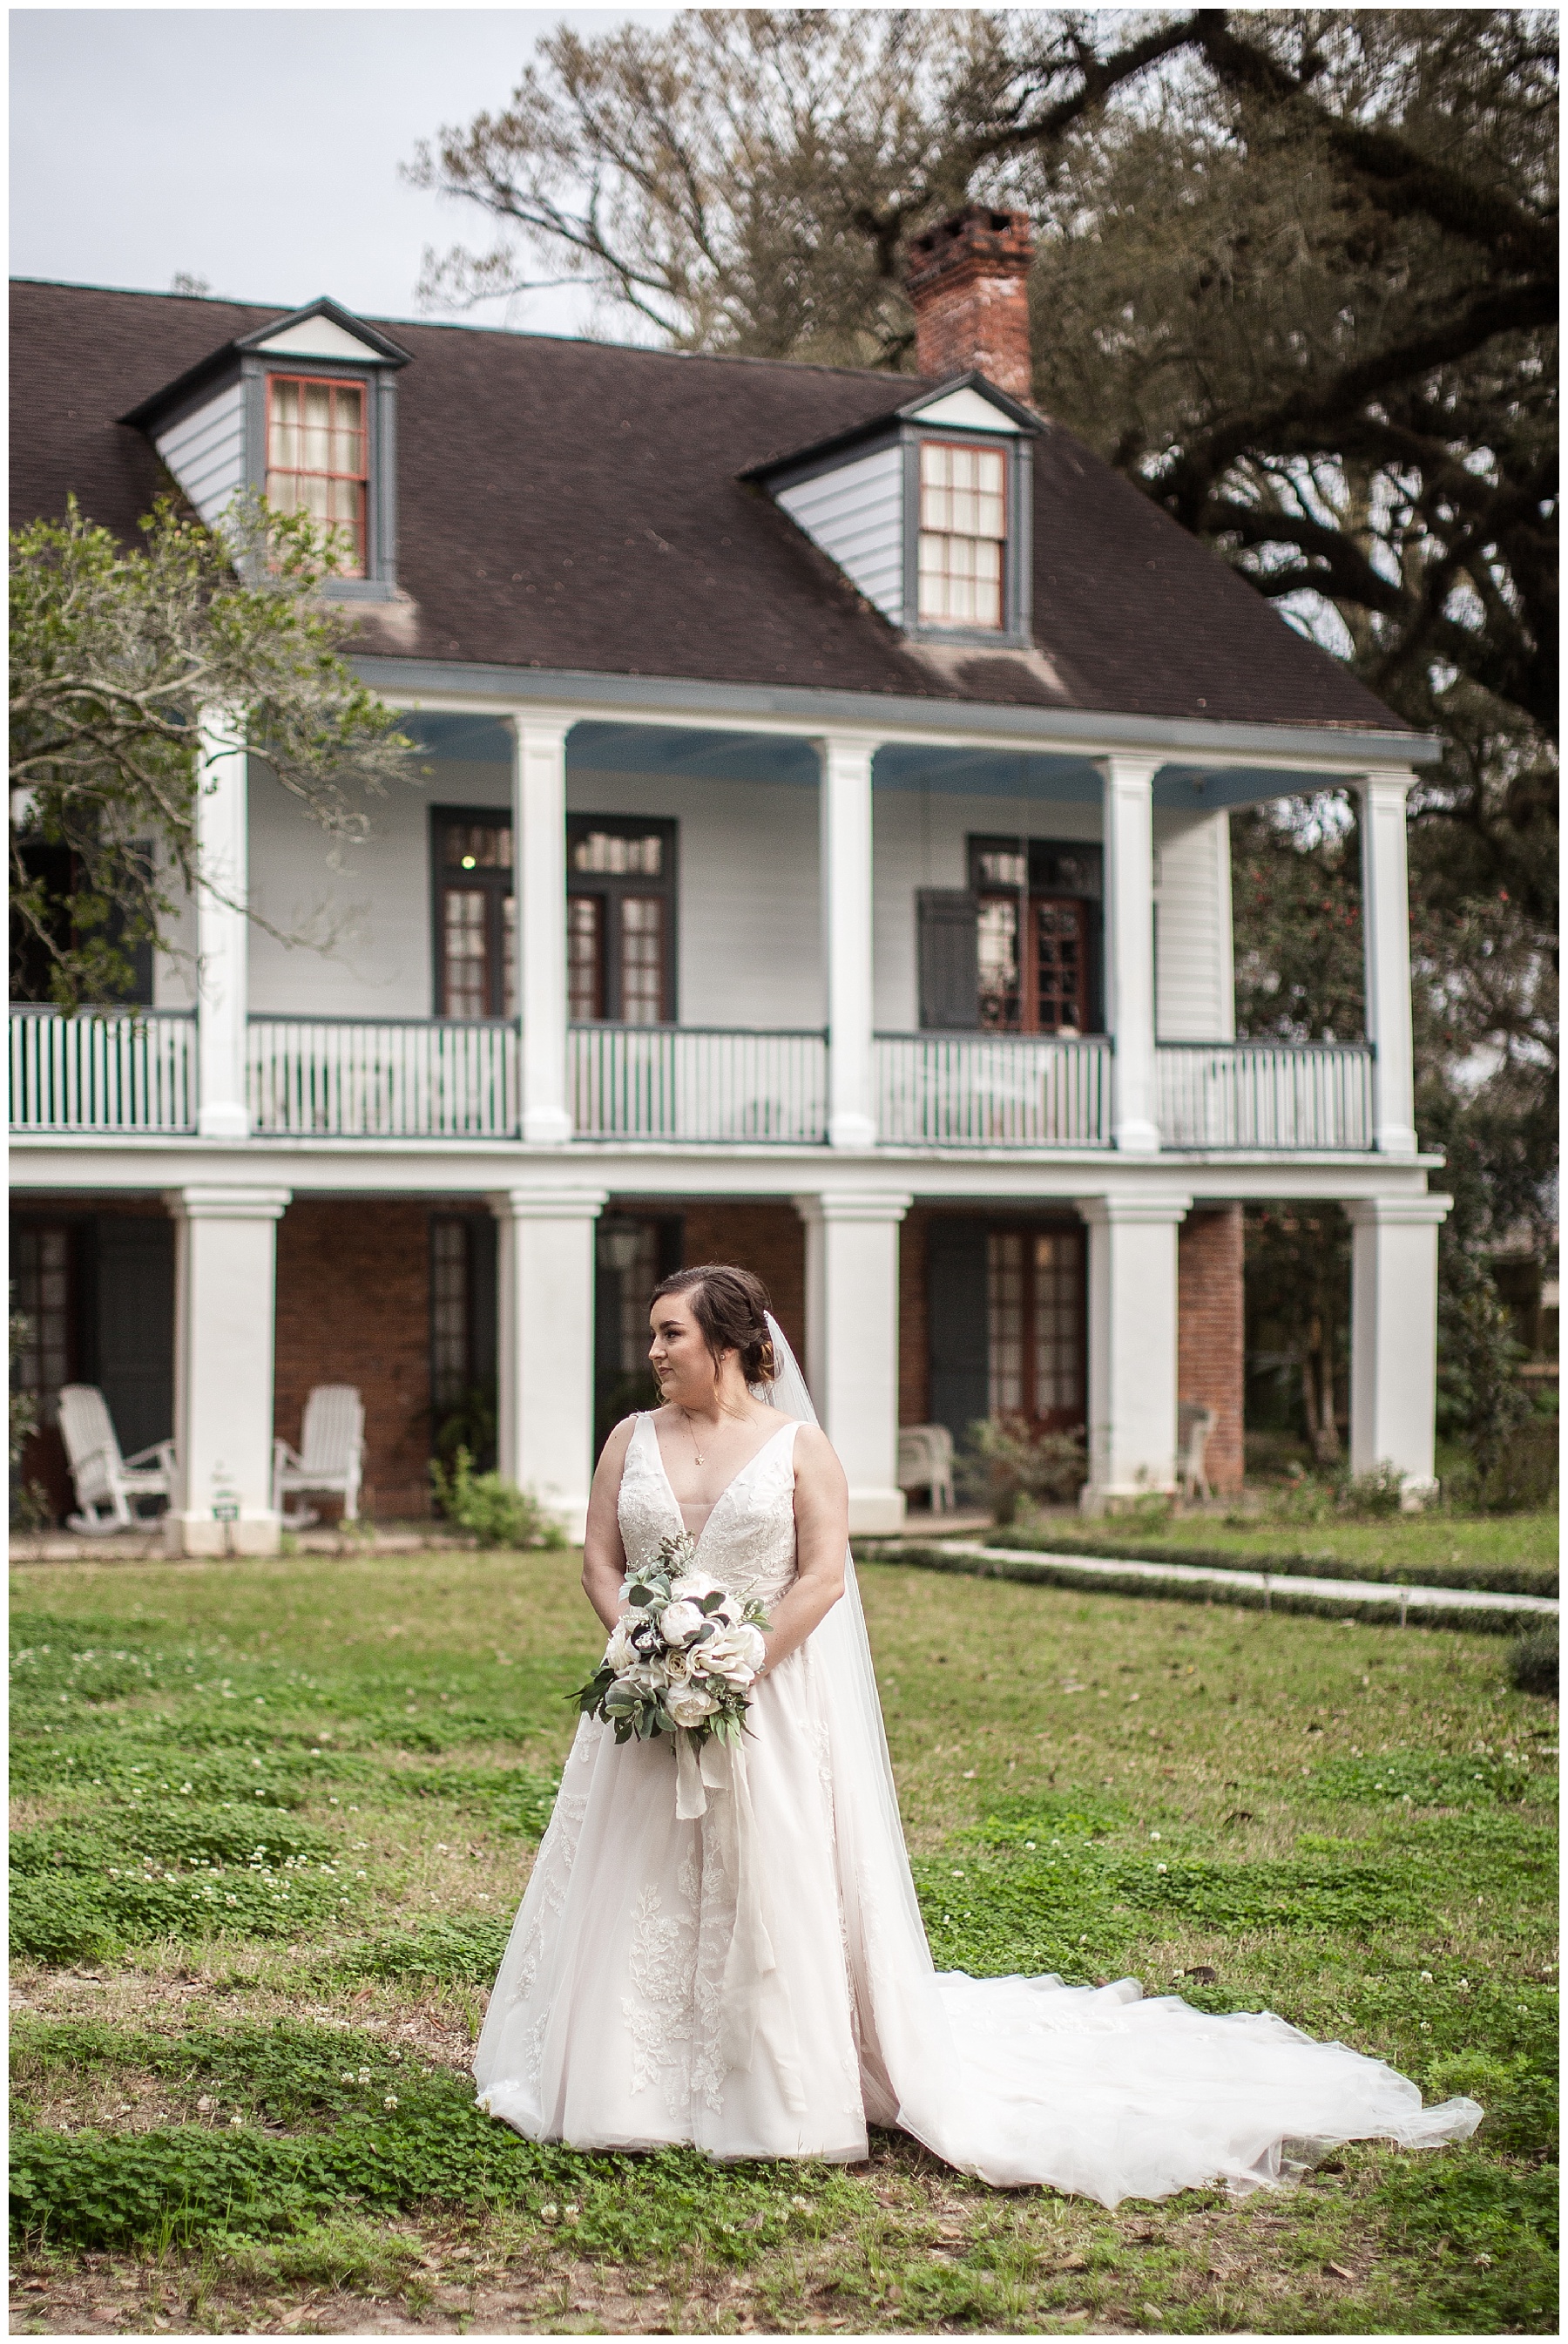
[475,1325,1481,2205]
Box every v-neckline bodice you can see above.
[641,1411,795,1555]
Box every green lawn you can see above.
[10,1550,1558,2335]
[984,1505,1559,1592]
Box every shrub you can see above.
[958,1414,1086,1524]
[1508,1628,1558,1697]
[1479,1414,1559,1514]
[429,1448,566,1549]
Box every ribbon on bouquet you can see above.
[673,1728,805,2111]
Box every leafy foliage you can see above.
[428,1447,567,1550]
[1508,1628,1559,1699]
[9,497,420,1006]
[958,1412,1087,1522]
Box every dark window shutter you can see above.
[927,1217,990,1446]
[91,1216,174,1459]
[916,890,980,1030]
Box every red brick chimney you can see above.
[903,206,1036,403]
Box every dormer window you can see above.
[917,442,1006,628]
[266,376,368,575]
[750,371,1040,648]
[121,297,411,600]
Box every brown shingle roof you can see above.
[10,278,1409,734]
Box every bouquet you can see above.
[572,1532,770,1751]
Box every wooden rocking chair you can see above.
[57,1384,177,1534]
[273,1384,365,1527]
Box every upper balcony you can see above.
[8,708,1417,1162]
[11,1006,1376,1153]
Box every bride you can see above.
[474,1263,1480,2205]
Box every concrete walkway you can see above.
[896,1541,1559,1622]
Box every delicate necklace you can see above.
[679,1408,707,1467]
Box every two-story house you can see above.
[10,208,1450,1548]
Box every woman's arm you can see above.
[581,1417,636,1634]
[757,1421,848,1675]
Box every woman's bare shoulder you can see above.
[593,1414,641,1480]
[790,1420,845,1481]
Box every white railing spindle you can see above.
[245,1017,519,1138]
[8,1006,196,1133]
[1154,1041,1374,1150]
[874,1033,1112,1148]
[570,1026,827,1143]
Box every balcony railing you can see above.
[10,1011,1378,1155]
[570,1024,828,1144]
[875,1032,1112,1148]
[247,1015,518,1138]
[10,1005,196,1133]
[1155,1040,1374,1151]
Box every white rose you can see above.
[669,1569,723,1602]
[659,1600,706,1647]
[665,1681,719,1728]
[605,1618,639,1671]
[691,1623,765,1688]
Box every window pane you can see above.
[430,1220,470,1411]
[444,822,511,871]
[617,1221,659,1373]
[1033,900,1085,1034]
[619,898,665,1024]
[1034,1232,1083,1414]
[266,376,367,576]
[987,1231,1024,1414]
[443,890,488,1019]
[976,846,1027,890]
[567,895,604,1020]
[12,1226,70,1419]
[571,830,663,877]
[977,898,1020,1030]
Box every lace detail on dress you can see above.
[618,1412,801,1610]
[623,1841,701,2115]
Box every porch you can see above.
[10,1007,1376,1154]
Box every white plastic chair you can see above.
[1179,1401,1219,1501]
[897,1424,956,1513]
[273,1384,365,1527]
[57,1384,176,1534]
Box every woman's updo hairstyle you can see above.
[650,1263,778,1386]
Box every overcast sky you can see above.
[10,9,668,336]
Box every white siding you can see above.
[775,444,904,625]
[1153,809,1234,1040]
[567,769,822,1029]
[154,383,246,528]
[910,386,1024,433]
[242,760,823,1027]
[252,316,385,362]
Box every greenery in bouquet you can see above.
[572,1533,770,1751]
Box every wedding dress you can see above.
[475,1319,1481,2205]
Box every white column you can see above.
[1102,755,1162,1153]
[1359,771,1420,1155]
[819,735,879,1149]
[512,715,574,1147]
[491,1183,606,1541]
[1076,1190,1190,1506]
[195,711,250,1139]
[794,1189,910,1533]
[1346,1194,1450,1499]
[162,1183,290,1555]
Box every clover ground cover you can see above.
[10,1549,1558,2334]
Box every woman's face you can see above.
[648,1288,727,1409]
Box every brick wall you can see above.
[899,1209,932,1426]
[672,1201,807,1365]
[274,1200,447,1520]
[1177,1203,1245,1494]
